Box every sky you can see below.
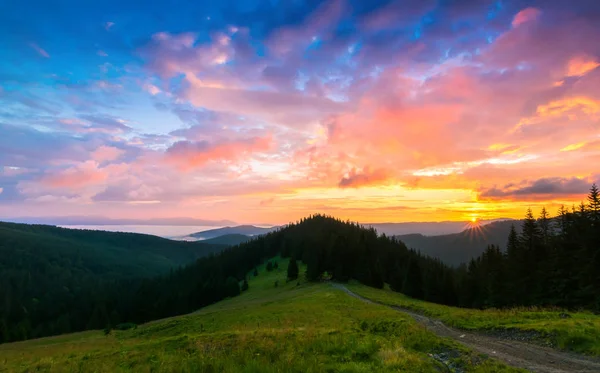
[1,0,599,225]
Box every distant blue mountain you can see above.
[396,220,520,266]
[3,216,236,226]
[190,225,278,239]
[200,234,252,246]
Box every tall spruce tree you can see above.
[505,223,521,305]
[539,207,550,244]
[588,184,600,222]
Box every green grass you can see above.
[346,283,600,356]
[0,259,522,372]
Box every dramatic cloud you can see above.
[1,0,599,223]
[479,177,597,200]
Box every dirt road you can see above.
[335,284,600,373]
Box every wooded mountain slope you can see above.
[0,221,225,342]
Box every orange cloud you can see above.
[567,55,600,77]
[561,140,600,152]
[537,97,600,118]
[338,168,392,188]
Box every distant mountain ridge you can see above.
[367,219,511,236]
[396,220,521,266]
[190,225,278,239]
[2,216,236,226]
[200,234,252,246]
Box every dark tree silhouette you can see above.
[287,258,299,280]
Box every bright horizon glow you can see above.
[1,1,599,225]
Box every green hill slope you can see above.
[0,259,520,373]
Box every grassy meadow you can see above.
[346,283,600,356]
[0,258,523,373]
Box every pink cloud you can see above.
[166,136,272,170]
[29,43,50,58]
[92,146,124,163]
[40,161,108,189]
[144,83,161,95]
[512,7,541,28]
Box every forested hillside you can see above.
[397,220,518,266]
[2,184,598,345]
[0,222,226,343]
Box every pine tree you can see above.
[588,184,600,222]
[505,224,521,306]
[506,224,519,258]
[519,208,542,304]
[287,258,299,280]
[521,208,541,252]
[482,245,505,307]
[539,207,550,244]
[556,205,569,236]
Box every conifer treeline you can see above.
[2,185,598,344]
[460,184,600,309]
